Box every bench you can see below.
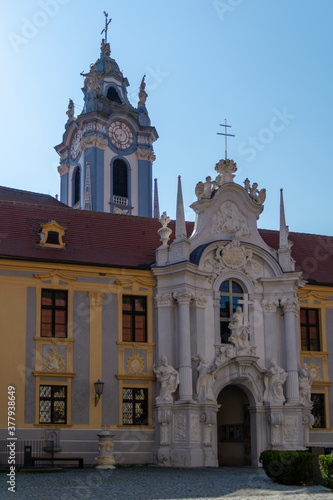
[31,457,83,468]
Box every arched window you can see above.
[220,279,244,343]
[73,167,80,206]
[113,159,128,199]
[107,86,122,103]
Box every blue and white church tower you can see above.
[55,30,158,217]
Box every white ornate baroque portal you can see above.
[153,158,312,467]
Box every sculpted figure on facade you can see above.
[299,363,314,406]
[212,201,249,236]
[263,359,288,404]
[244,178,266,205]
[193,354,216,403]
[138,75,148,107]
[195,176,216,200]
[153,356,180,403]
[227,306,250,348]
[66,99,75,122]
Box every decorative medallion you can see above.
[307,362,321,381]
[203,240,262,284]
[217,242,248,269]
[127,353,145,375]
[43,347,65,373]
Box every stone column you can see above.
[173,290,193,401]
[261,299,278,364]
[280,297,300,404]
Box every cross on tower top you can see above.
[101,11,112,44]
[217,119,235,160]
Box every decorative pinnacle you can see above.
[158,212,172,248]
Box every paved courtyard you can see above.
[0,466,331,500]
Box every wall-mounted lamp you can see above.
[94,379,104,406]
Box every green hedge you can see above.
[259,450,316,486]
[319,455,333,489]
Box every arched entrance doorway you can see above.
[217,385,251,466]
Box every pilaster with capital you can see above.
[154,292,174,362]
[280,297,300,403]
[261,299,279,363]
[173,290,194,401]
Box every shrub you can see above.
[319,455,333,489]
[259,450,316,486]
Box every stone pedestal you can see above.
[96,430,116,469]
[265,403,307,451]
[153,401,219,467]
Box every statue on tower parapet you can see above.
[66,99,75,123]
[101,38,111,57]
[138,76,148,107]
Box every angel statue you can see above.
[195,176,216,200]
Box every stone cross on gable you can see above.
[237,294,255,326]
[217,119,235,160]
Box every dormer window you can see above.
[40,221,66,248]
[107,86,122,103]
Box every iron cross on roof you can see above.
[101,11,112,44]
[217,119,235,160]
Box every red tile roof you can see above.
[0,186,66,207]
[259,229,333,285]
[0,192,332,284]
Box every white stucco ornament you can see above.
[212,201,249,236]
[203,238,261,284]
[215,159,237,184]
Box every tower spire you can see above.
[175,176,187,240]
[153,178,160,219]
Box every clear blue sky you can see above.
[1,0,333,236]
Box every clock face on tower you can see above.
[70,128,83,160]
[109,121,134,150]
